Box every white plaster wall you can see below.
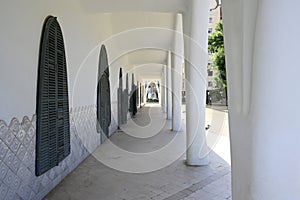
[183,0,210,165]
[0,1,187,199]
[77,0,186,13]
[0,1,130,199]
[109,55,129,131]
[222,1,255,198]
[0,0,130,122]
[223,0,300,199]
[171,13,183,132]
[103,12,176,71]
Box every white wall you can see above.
[77,0,186,13]
[0,0,130,122]
[109,55,129,130]
[0,2,131,199]
[223,0,300,199]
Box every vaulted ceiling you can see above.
[78,0,187,13]
[76,0,214,80]
[105,12,178,80]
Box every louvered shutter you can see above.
[36,16,70,176]
[97,45,111,137]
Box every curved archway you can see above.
[36,16,70,176]
[146,82,159,103]
[97,45,111,141]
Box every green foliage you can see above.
[208,20,227,90]
[147,99,158,103]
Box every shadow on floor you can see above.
[45,105,231,200]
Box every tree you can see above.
[208,20,227,105]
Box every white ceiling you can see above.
[126,49,168,67]
[78,0,187,13]
[133,63,164,80]
[76,0,191,80]
[78,0,213,80]
[105,12,177,80]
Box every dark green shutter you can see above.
[36,16,70,176]
[97,45,111,138]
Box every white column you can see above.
[172,14,184,131]
[223,0,300,199]
[183,0,210,165]
[161,67,167,112]
[167,51,172,120]
[137,80,140,108]
[164,67,167,113]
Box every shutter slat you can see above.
[97,45,111,139]
[36,16,70,176]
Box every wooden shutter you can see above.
[36,16,70,176]
[97,45,111,138]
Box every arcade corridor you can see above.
[45,104,231,200]
[1,0,299,199]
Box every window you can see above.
[208,70,213,76]
[36,16,70,176]
[97,45,111,141]
[208,28,213,34]
[208,81,213,87]
[209,17,213,23]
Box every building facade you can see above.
[0,0,299,199]
[207,0,224,104]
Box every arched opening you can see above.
[146,82,159,103]
[36,16,70,176]
[96,45,111,142]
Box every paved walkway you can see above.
[45,104,231,200]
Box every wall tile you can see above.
[0,162,9,180]
[16,144,26,161]
[4,130,14,146]
[3,169,14,186]
[16,130,25,143]
[0,181,9,198]
[17,182,32,200]
[23,134,31,149]
[5,188,16,200]
[9,173,21,191]
[0,105,114,200]
[0,140,8,161]
[10,138,21,154]
[10,157,21,174]
[3,149,15,168]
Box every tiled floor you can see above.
[45,104,231,200]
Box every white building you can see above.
[207,0,222,91]
[0,0,300,199]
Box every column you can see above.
[161,67,166,112]
[183,0,210,165]
[123,73,129,124]
[167,51,172,120]
[164,66,167,113]
[118,68,123,126]
[172,14,184,132]
[223,0,300,199]
[140,82,142,108]
[137,80,139,108]
[129,73,137,117]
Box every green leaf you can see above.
[208,20,227,90]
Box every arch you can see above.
[129,73,137,116]
[117,68,123,126]
[97,45,111,141]
[146,82,159,103]
[36,16,70,176]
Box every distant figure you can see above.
[147,84,159,102]
[206,90,212,105]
